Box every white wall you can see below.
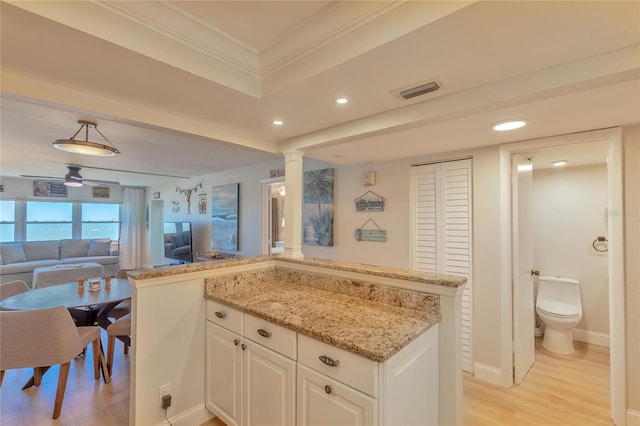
[532,165,609,341]
[0,176,124,203]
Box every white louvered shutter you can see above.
[412,159,473,373]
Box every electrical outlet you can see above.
[160,383,171,399]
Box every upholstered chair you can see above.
[0,280,30,307]
[106,313,131,377]
[107,269,131,321]
[0,306,109,418]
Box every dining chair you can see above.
[0,306,110,419]
[106,313,131,377]
[107,268,131,321]
[0,280,30,309]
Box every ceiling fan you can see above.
[21,166,120,187]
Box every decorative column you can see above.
[282,150,304,259]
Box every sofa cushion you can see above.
[88,239,111,256]
[62,256,119,266]
[170,233,184,248]
[0,243,27,265]
[0,259,62,274]
[60,239,90,259]
[22,240,60,261]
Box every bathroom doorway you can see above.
[502,128,625,424]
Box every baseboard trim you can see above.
[628,409,640,426]
[572,328,610,347]
[473,362,504,387]
[163,403,214,426]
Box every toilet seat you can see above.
[537,300,580,318]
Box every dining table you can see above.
[0,278,131,386]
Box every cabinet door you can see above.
[243,340,296,426]
[206,321,243,426]
[297,364,377,426]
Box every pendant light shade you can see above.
[53,120,121,156]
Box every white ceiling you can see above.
[1,1,638,187]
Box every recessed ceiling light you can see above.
[552,160,568,167]
[492,119,527,131]
[272,120,283,126]
[334,97,349,105]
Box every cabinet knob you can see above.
[241,343,247,351]
[233,339,240,346]
[324,385,333,394]
[257,328,272,338]
[214,311,227,319]
[319,355,340,367]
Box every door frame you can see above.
[260,177,285,256]
[499,127,625,424]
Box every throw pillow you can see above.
[0,243,27,264]
[88,239,112,256]
[22,240,60,261]
[171,234,184,247]
[60,239,90,258]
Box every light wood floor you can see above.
[1,335,609,426]
[463,337,611,426]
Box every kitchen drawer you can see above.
[298,334,378,398]
[244,313,297,360]
[207,300,243,335]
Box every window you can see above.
[82,203,120,240]
[0,200,16,242]
[26,202,72,241]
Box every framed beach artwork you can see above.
[211,183,239,251]
[303,168,334,246]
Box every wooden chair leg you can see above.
[107,335,115,377]
[52,362,71,419]
[91,339,100,380]
[98,339,110,384]
[33,367,42,387]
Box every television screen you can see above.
[163,222,192,263]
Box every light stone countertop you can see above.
[205,278,440,362]
[129,255,467,287]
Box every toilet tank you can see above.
[537,275,581,307]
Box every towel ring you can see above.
[592,237,608,253]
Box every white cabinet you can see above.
[206,321,243,426]
[205,301,296,426]
[297,363,377,426]
[206,300,439,426]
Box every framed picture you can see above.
[33,181,67,198]
[211,183,239,251]
[303,168,334,246]
[153,191,161,199]
[92,187,110,198]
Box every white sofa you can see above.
[0,239,120,288]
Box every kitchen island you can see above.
[127,256,465,426]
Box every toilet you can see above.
[535,275,582,355]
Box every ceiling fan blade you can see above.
[84,179,121,186]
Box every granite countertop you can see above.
[205,279,440,362]
[130,255,467,288]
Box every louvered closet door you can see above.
[412,159,473,373]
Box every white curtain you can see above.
[120,187,145,269]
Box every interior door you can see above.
[512,155,535,384]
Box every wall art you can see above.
[211,183,239,251]
[303,168,334,246]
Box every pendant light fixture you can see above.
[53,120,121,156]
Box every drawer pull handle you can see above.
[233,339,240,346]
[214,311,226,319]
[257,328,272,338]
[241,343,247,351]
[324,385,333,394]
[319,355,340,367]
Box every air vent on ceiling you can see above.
[392,79,442,100]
